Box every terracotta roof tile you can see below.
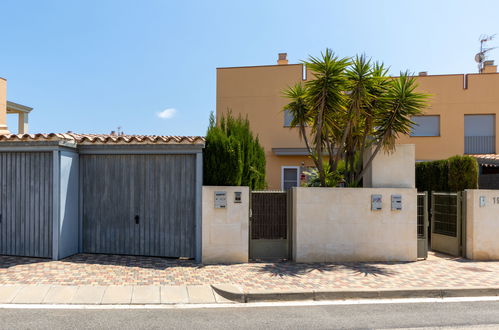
[469,154,499,167]
[0,133,205,145]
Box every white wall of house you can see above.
[466,189,499,260]
[292,187,418,262]
[202,186,249,264]
[363,144,416,189]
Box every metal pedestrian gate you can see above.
[417,192,429,259]
[430,192,466,257]
[249,191,291,260]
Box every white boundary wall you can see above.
[292,187,418,262]
[202,186,249,264]
[363,144,415,188]
[466,189,499,260]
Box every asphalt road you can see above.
[1,300,499,329]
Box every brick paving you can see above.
[1,252,498,291]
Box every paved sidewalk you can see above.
[0,284,238,305]
[1,252,499,304]
[2,252,499,291]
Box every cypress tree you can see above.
[203,111,266,189]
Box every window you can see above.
[281,166,299,190]
[410,116,440,137]
[464,114,496,154]
[283,110,294,127]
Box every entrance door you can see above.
[81,154,196,258]
[417,192,429,259]
[430,192,464,256]
[249,191,290,260]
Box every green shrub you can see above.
[203,112,266,189]
[448,155,479,191]
[415,155,478,192]
[304,162,344,187]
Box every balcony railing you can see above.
[464,136,496,154]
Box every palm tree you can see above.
[282,50,428,187]
[303,49,350,186]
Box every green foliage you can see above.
[304,161,344,187]
[203,112,266,189]
[415,155,478,192]
[282,49,429,187]
[448,155,479,192]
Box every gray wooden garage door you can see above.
[81,154,196,258]
[0,152,53,258]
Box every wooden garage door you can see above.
[81,154,196,258]
[0,152,53,258]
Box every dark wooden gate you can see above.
[249,191,291,260]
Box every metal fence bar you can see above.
[251,192,287,240]
[464,136,495,154]
[432,192,458,237]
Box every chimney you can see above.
[0,78,10,134]
[277,53,288,65]
[481,60,497,73]
[418,71,428,76]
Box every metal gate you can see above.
[417,192,429,259]
[0,152,53,258]
[431,192,465,257]
[81,154,196,258]
[249,191,291,260]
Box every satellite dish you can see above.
[475,52,485,63]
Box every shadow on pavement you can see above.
[254,261,406,278]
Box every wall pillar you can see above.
[0,78,10,134]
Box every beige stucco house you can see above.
[216,54,499,190]
[0,77,33,134]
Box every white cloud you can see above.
[157,108,176,119]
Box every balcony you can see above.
[464,136,496,154]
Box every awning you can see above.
[469,154,499,167]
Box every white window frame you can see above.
[281,166,300,191]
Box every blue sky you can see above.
[1,0,498,136]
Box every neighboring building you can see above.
[216,54,499,190]
[0,77,33,134]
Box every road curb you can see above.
[211,285,499,303]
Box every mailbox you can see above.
[214,191,227,208]
[371,194,382,211]
[480,196,486,207]
[234,191,242,203]
[391,194,402,211]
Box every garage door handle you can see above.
[0,214,2,224]
[134,215,140,224]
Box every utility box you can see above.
[371,194,382,211]
[214,191,227,208]
[391,194,402,211]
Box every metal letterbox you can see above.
[371,194,382,211]
[234,191,242,203]
[391,194,402,211]
[480,196,486,207]
[214,191,227,208]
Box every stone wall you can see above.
[292,187,418,262]
[466,189,499,260]
[363,144,415,189]
[202,186,249,264]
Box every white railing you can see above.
[464,136,495,154]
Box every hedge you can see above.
[415,155,478,192]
